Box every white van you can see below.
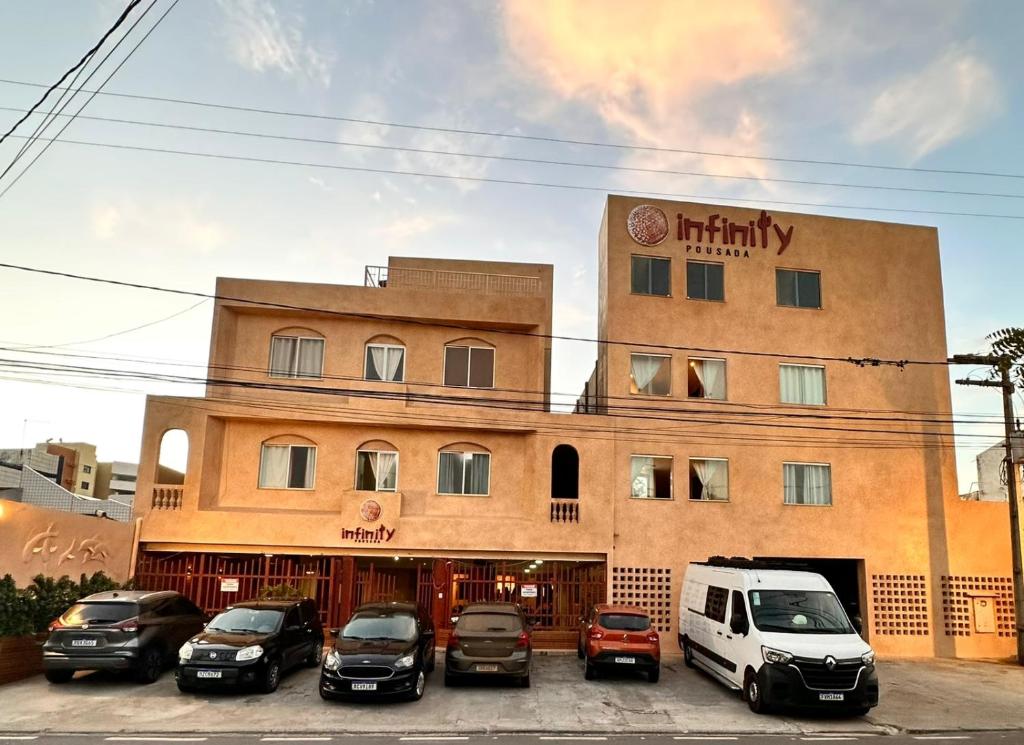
[678,558,878,714]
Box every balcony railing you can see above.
[152,485,183,510]
[365,265,544,297]
[550,498,579,523]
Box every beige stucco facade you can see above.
[132,196,1016,660]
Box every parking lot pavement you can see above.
[0,655,1021,736]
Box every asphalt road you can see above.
[0,733,1019,744]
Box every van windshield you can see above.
[748,590,854,634]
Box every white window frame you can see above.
[779,363,827,406]
[630,454,673,500]
[258,444,317,490]
[355,449,400,492]
[687,357,727,400]
[688,457,730,502]
[442,345,495,389]
[782,461,832,506]
[363,343,406,383]
[630,352,672,396]
[268,335,325,380]
[436,450,491,496]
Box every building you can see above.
[961,433,1024,501]
[94,461,138,504]
[47,442,98,497]
[0,467,132,522]
[132,196,1016,659]
[0,444,62,488]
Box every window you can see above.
[704,586,729,623]
[443,346,494,388]
[630,354,671,396]
[80,481,89,490]
[689,458,729,501]
[364,344,405,382]
[686,261,724,301]
[631,255,671,296]
[687,358,726,400]
[82,465,92,474]
[630,455,672,499]
[779,364,826,405]
[783,463,832,505]
[259,444,316,489]
[269,335,324,379]
[355,450,399,492]
[776,269,821,309]
[551,444,579,499]
[438,451,490,495]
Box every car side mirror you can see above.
[852,616,863,635]
[329,628,340,638]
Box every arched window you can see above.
[156,429,188,485]
[355,439,399,491]
[364,337,406,382]
[551,445,579,499]
[258,435,317,490]
[269,327,325,380]
[437,442,491,496]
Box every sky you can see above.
[0,0,1021,488]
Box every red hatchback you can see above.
[578,604,660,682]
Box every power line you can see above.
[6,133,1024,222]
[2,76,1024,182]
[0,261,951,368]
[0,0,141,145]
[3,106,1024,203]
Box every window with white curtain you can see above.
[689,458,729,501]
[364,344,405,382]
[437,451,490,495]
[269,335,324,379]
[687,358,726,400]
[783,463,832,505]
[355,450,399,491]
[779,364,826,405]
[630,354,671,396]
[259,444,316,489]
[630,455,672,499]
[443,346,495,388]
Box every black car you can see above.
[42,590,204,684]
[320,601,435,701]
[176,598,323,693]
[444,602,532,687]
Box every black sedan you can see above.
[176,598,323,693]
[319,601,435,702]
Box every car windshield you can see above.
[206,608,283,634]
[599,613,650,631]
[342,613,417,641]
[457,612,521,632]
[61,602,137,626]
[748,590,854,634]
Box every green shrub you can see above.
[0,575,33,637]
[0,571,122,636]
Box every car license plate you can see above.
[351,682,377,691]
[71,639,97,647]
[614,656,636,664]
[476,664,500,672]
[818,692,844,701]
[196,670,222,679]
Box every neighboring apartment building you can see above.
[50,442,98,497]
[961,434,1024,502]
[0,444,62,488]
[94,461,138,504]
[132,196,1016,660]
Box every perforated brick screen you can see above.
[611,566,673,633]
[941,575,1016,637]
[871,574,930,636]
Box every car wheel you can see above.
[408,670,426,701]
[306,640,323,668]
[519,673,531,688]
[261,658,282,694]
[44,669,74,684]
[744,670,769,714]
[134,647,163,684]
[682,638,695,669]
[584,659,596,680]
[647,665,660,683]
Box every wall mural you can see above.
[21,522,112,567]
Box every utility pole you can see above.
[950,353,1023,664]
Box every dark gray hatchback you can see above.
[43,590,204,684]
[444,602,532,687]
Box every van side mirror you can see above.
[730,613,749,636]
[329,628,340,638]
[852,616,863,635]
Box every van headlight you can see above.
[861,650,875,666]
[394,654,415,669]
[761,646,793,665]
[235,645,264,662]
[323,649,342,671]
[178,642,194,661]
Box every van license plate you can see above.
[614,656,635,664]
[71,639,97,647]
[197,670,222,679]
[476,664,499,672]
[818,692,844,701]
[351,682,377,691]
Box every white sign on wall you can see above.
[521,584,538,598]
[221,578,239,592]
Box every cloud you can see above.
[852,47,1002,159]
[218,0,333,86]
[373,214,456,240]
[90,199,230,252]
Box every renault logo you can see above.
[824,655,837,670]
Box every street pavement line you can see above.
[261,739,333,742]
[672,739,739,742]
[0,738,39,741]
[399,739,470,742]
[912,738,972,741]
[539,739,609,741]
[801,738,860,742]
[105,739,209,742]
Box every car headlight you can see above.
[861,650,876,666]
[761,646,793,665]
[323,649,342,671]
[394,654,415,669]
[178,642,194,661]
[235,645,264,662]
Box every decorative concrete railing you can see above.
[365,265,544,297]
[550,499,579,523]
[152,485,183,510]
